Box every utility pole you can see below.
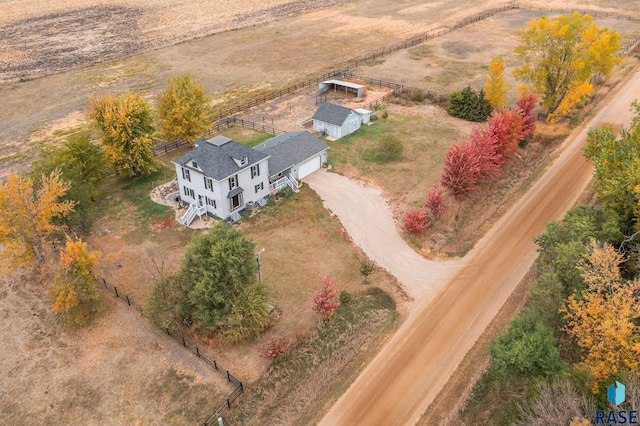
[256,248,265,283]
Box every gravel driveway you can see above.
[304,171,462,304]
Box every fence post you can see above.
[103,278,107,288]
[182,336,186,347]
[114,286,118,298]
[166,328,171,335]
[196,347,200,357]
[239,382,244,393]
[226,398,231,409]
[227,370,231,382]
[126,295,131,306]
[214,360,218,370]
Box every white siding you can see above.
[175,158,269,220]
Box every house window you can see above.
[228,175,238,190]
[251,164,260,178]
[240,157,247,166]
[205,197,216,208]
[204,177,214,192]
[182,168,191,182]
[183,186,194,199]
[192,161,198,169]
[254,182,264,193]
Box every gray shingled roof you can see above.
[254,131,328,176]
[173,137,269,181]
[311,103,354,126]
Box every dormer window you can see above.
[240,157,247,166]
[192,161,198,169]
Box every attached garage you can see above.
[297,155,322,179]
[254,131,329,181]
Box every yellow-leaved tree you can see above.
[0,171,74,273]
[483,56,509,109]
[88,92,161,177]
[562,240,640,387]
[514,12,622,123]
[51,238,100,324]
[157,74,213,146]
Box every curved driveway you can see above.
[303,173,462,302]
[305,67,640,426]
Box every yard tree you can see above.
[534,204,622,296]
[402,208,429,234]
[584,104,640,229]
[424,184,445,216]
[489,308,563,378]
[0,171,74,273]
[312,276,340,320]
[88,92,161,177]
[222,282,272,343]
[516,91,539,137]
[447,86,492,122]
[32,131,108,233]
[484,56,509,109]
[562,241,640,386]
[51,238,100,324]
[440,138,482,196]
[157,74,213,146]
[514,12,622,123]
[179,223,268,336]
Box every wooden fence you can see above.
[209,117,286,137]
[152,3,640,158]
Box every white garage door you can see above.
[297,155,322,179]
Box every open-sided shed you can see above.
[318,79,366,98]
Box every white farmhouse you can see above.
[173,136,270,224]
[173,132,328,225]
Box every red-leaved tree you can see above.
[312,276,340,320]
[516,92,539,136]
[425,184,446,216]
[403,208,429,234]
[257,334,294,360]
[470,126,503,181]
[440,139,482,196]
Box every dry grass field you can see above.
[2,0,640,424]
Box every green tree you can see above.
[447,86,492,122]
[484,56,509,109]
[32,131,108,233]
[88,92,161,177]
[51,238,100,324]
[534,204,622,295]
[584,106,640,230]
[157,74,213,146]
[0,171,74,273]
[179,223,266,335]
[222,282,272,343]
[489,308,564,378]
[514,13,622,123]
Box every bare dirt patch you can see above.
[238,80,393,131]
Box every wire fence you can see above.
[98,278,243,424]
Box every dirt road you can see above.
[308,68,640,425]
